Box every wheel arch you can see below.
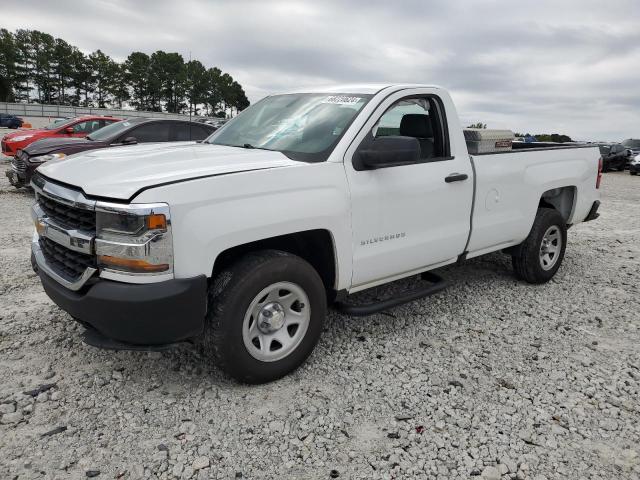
[538,186,576,223]
[211,229,338,295]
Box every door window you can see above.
[173,123,193,141]
[96,119,116,130]
[371,97,449,160]
[71,121,90,133]
[193,125,213,140]
[172,123,214,141]
[70,120,103,134]
[128,123,171,143]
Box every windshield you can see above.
[44,118,73,130]
[208,93,371,161]
[599,145,610,154]
[87,119,136,141]
[622,139,640,148]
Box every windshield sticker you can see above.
[323,96,362,105]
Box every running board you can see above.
[335,272,448,316]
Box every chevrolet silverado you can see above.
[29,84,601,383]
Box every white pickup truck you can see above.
[30,84,602,383]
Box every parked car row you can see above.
[599,143,629,171]
[2,115,122,156]
[3,115,218,188]
[598,139,640,176]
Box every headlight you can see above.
[30,153,66,164]
[9,135,34,142]
[94,202,173,278]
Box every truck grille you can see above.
[38,195,96,232]
[39,237,96,279]
[11,154,27,173]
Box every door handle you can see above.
[445,173,469,183]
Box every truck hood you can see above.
[37,142,302,200]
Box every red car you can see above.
[1,115,121,156]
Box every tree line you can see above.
[514,133,573,142]
[0,29,250,117]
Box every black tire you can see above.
[631,171,637,176]
[203,250,326,384]
[511,208,567,284]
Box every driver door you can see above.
[344,88,473,289]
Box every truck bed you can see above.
[466,145,600,258]
[476,142,596,154]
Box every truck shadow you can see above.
[333,251,515,311]
[71,252,519,389]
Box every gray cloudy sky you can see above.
[3,0,639,140]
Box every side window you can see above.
[96,119,112,130]
[172,123,213,141]
[71,120,101,134]
[172,123,192,141]
[371,96,448,160]
[87,120,102,133]
[71,121,90,133]
[374,100,429,138]
[193,125,213,140]
[128,123,171,143]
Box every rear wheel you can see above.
[512,208,567,284]
[203,250,326,383]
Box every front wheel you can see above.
[203,250,326,383]
[511,208,567,284]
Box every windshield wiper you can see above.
[242,143,254,149]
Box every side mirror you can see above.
[64,127,74,134]
[359,136,421,170]
[122,136,137,145]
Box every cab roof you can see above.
[276,84,443,96]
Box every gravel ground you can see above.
[0,165,639,480]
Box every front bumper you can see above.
[35,259,207,346]
[630,163,640,174]
[5,168,29,187]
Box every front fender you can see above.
[134,162,353,290]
